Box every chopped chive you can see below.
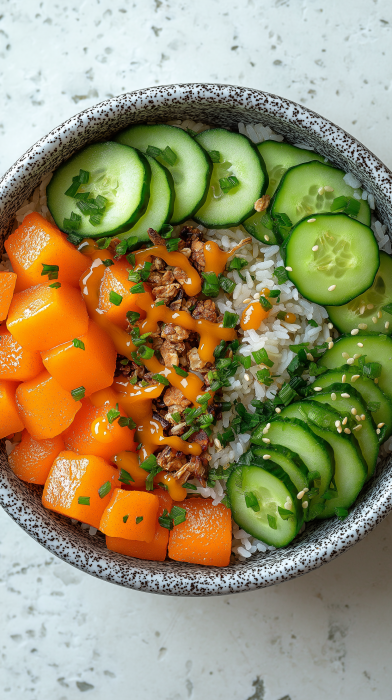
[273,266,288,284]
[140,261,152,281]
[72,338,85,350]
[71,386,85,401]
[166,237,180,252]
[146,145,162,158]
[219,175,239,193]
[201,271,220,297]
[97,237,111,249]
[307,319,318,328]
[222,311,239,328]
[98,481,111,499]
[155,299,165,306]
[49,282,61,289]
[278,382,297,406]
[67,232,84,246]
[256,368,273,386]
[173,365,188,377]
[129,376,138,385]
[126,253,136,267]
[268,289,281,298]
[128,270,141,283]
[158,509,173,530]
[208,150,221,163]
[226,257,248,272]
[171,412,181,423]
[41,263,59,278]
[171,505,186,526]
[160,224,174,239]
[136,516,144,524]
[130,351,143,366]
[162,145,177,166]
[89,214,103,226]
[213,340,227,359]
[115,240,128,257]
[78,496,90,506]
[152,373,170,385]
[109,290,123,306]
[102,258,114,267]
[331,195,348,212]
[123,514,129,523]
[118,416,136,429]
[78,169,90,184]
[278,506,294,520]
[119,468,135,485]
[267,514,277,529]
[219,275,236,295]
[74,191,90,201]
[259,296,272,311]
[107,404,121,424]
[126,310,141,324]
[196,392,211,405]
[138,345,154,359]
[184,482,197,490]
[252,348,273,367]
[130,282,145,294]
[245,491,260,512]
[64,179,81,198]
[237,355,251,369]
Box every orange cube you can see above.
[41,321,116,396]
[8,429,64,484]
[106,489,172,561]
[7,282,89,352]
[43,450,122,528]
[63,391,137,462]
[98,258,144,329]
[0,380,24,439]
[15,370,81,439]
[5,212,89,292]
[0,324,44,381]
[168,498,232,567]
[0,272,17,321]
[99,489,159,542]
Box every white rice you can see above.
[8,119,392,563]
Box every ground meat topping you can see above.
[156,445,188,472]
[161,323,190,342]
[163,386,192,409]
[187,346,206,370]
[173,266,189,286]
[160,340,184,368]
[192,299,217,323]
[147,227,166,247]
[152,283,181,301]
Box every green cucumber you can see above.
[243,141,324,245]
[116,153,174,243]
[251,444,310,492]
[251,417,333,497]
[319,334,392,403]
[285,213,379,306]
[311,364,392,439]
[308,383,379,480]
[47,142,150,238]
[227,463,303,547]
[271,160,371,232]
[327,252,392,335]
[194,129,268,228]
[115,124,211,224]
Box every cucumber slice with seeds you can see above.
[251,444,310,492]
[116,153,174,243]
[285,213,379,306]
[327,252,392,335]
[243,141,324,245]
[271,160,371,233]
[115,124,211,225]
[47,142,150,238]
[194,129,268,228]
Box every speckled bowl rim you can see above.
[1,83,392,596]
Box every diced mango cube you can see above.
[63,390,136,462]
[100,489,159,542]
[0,380,24,439]
[168,498,232,567]
[41,321,116,396]
[0,272,17,321]
[5,212,89,292]
[15,370,81,439]
[7,282,89,352]
[0,324,44,381]
[9,429,64,484]
[43,450,122,528]
[98,258,144,329]
[106,489,172,561]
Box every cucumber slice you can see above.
[285,213,379,306]
[319,333,392,403]
[251,417,333,497]
[281,401,367,518]
[115,124,211,225]
[251,444,310,492]
[311,364,392,440]
[271,160,371,232]
[47,142,150,238]
[227,463,303,547]
[308,383,379,480]
[116,154,174,243]
[327,252,392,335]
[243,141,324,245]
[194,129,268,228]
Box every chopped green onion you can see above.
[160,224,173,239]
[118,416,136,429]
[139,454,158,473]
[278,506,294,520]
[109,290,123,306]
[123,514,129,523]
[173,365,188,378]
[219,275,236,294]
[345,198,361,217]
[267,514,277,529]
[162,146,177,166]
[201,271,220,297]
[222,311,239,328]
[259,296,272,311]
[78,496,90,506]
[171,412,181,423]
[226,257,248,272]
[89,214,103,226]
[158,509,173,530]
[157,482,169,491]
[98,481,111,499]
[208,150,221,163]
[41,263,59,279]
[78,169,89,184]
[268,289,280,298]
[220,402,231,412]
[115,240,128,257]
[64,177,82,198]
[196,392,211,405]
[130,351,143,366]
[67,232,84,246]
[72,338,85,350]
[74,191,90,201]
[119,468,134,485]
[245,491,260,512]
[152,373,170,386]
[140,262,152,281]
[128,270,141,283]
[71,386,85,401]
[166,237,180,252]
[146,145,162,158]
[126,253,136,267]
[138,345,154,359]
[256,369,273,386]
[184,482,197,490]
[307,319,318,328]
[155,299,165,306]
[63,211,82,231]
[130,282,145,294]
[278,382,297,406]
[97,237,111,249]
[237,355,251,369]
[136,516,144,525]
[331,195,348,212]
[49,282,61,289]
[129,376,138,385]
[219,175,239,193]
[107,404,121,424]
[252,348,273,367]
[273,266,288,284]
[102,258,114,267]
[213,340,227,359]
[126,311,141,324]
[170,505,186,526]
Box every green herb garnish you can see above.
[78,496,90,506]
[222,311,239,328]
[71,386,85,401]
[72,338,85,350]
[109,290,123,306]
[98,481,111,499]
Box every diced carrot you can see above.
[106,489,172,561]
[0,272,17,321]
[168,498,232,567]
[5,212,89,292]
[15,370,81,440]
[7,282,89,353]
[98,258,144,329]
[43,450,121,528]
[99,489,159,542]
[112,451,148,489]
[8,429,64,484]
[0,380,24,439]
[0,324,44,381]
[41,320,116,396]
[63,390,137,462]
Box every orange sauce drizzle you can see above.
[240,301,270,331]
[203,237,252,275]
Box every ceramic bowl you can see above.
[1,84,392,596]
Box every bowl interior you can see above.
[1,84,392,596]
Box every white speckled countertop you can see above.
[1,2,392,698]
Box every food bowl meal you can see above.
[1,83,392,596]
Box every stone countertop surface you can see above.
[1,1,392,698]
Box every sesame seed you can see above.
[351,328,359,335]
[385,321,390,329]
[376,428,381,435]
[328,285,336,291]
[317,187,325,195]
[262,426,269,434]
[335,420,341,428]
[214,438,222,450]
[285,266,292,271]
[361,414,366,421]
[312,245,319,251]
[347,358,355,365]
[344,427,351,434]
[341,393,350,398]
[342,417,348,425]
[244,373,250,381]
[378,310,382,318]
[342,374,347,383]
[326,336,333,342]
[263,454,271,460]
[367,304,374,310]
[302,501,309,509]
[355,415,361,422]
[324,186,334,192]
[358,323,368,329]
[357,342,364,348]
[253,292,260,299]
[262,437,270,444]
[297,490,305,499]
[351,374,360,382]
[242,298,251,304]
[306,353,314,361]
[351,408,357,415]
[372,316,378,324]
[377,423,385,429]
[313,387,322,392]
[265,235,270,241]
[342,352,350,359]
[331,392,337,400]
[359,305,366,315]
[353,424,362,431]
[275,407,281,413]
[328,342,334,349]
[328,323,333,329]
[353,353,361,359]
[303,488,309,493]
[307,218,316,223]
[337,426,342,433]
[374,378,379,384]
